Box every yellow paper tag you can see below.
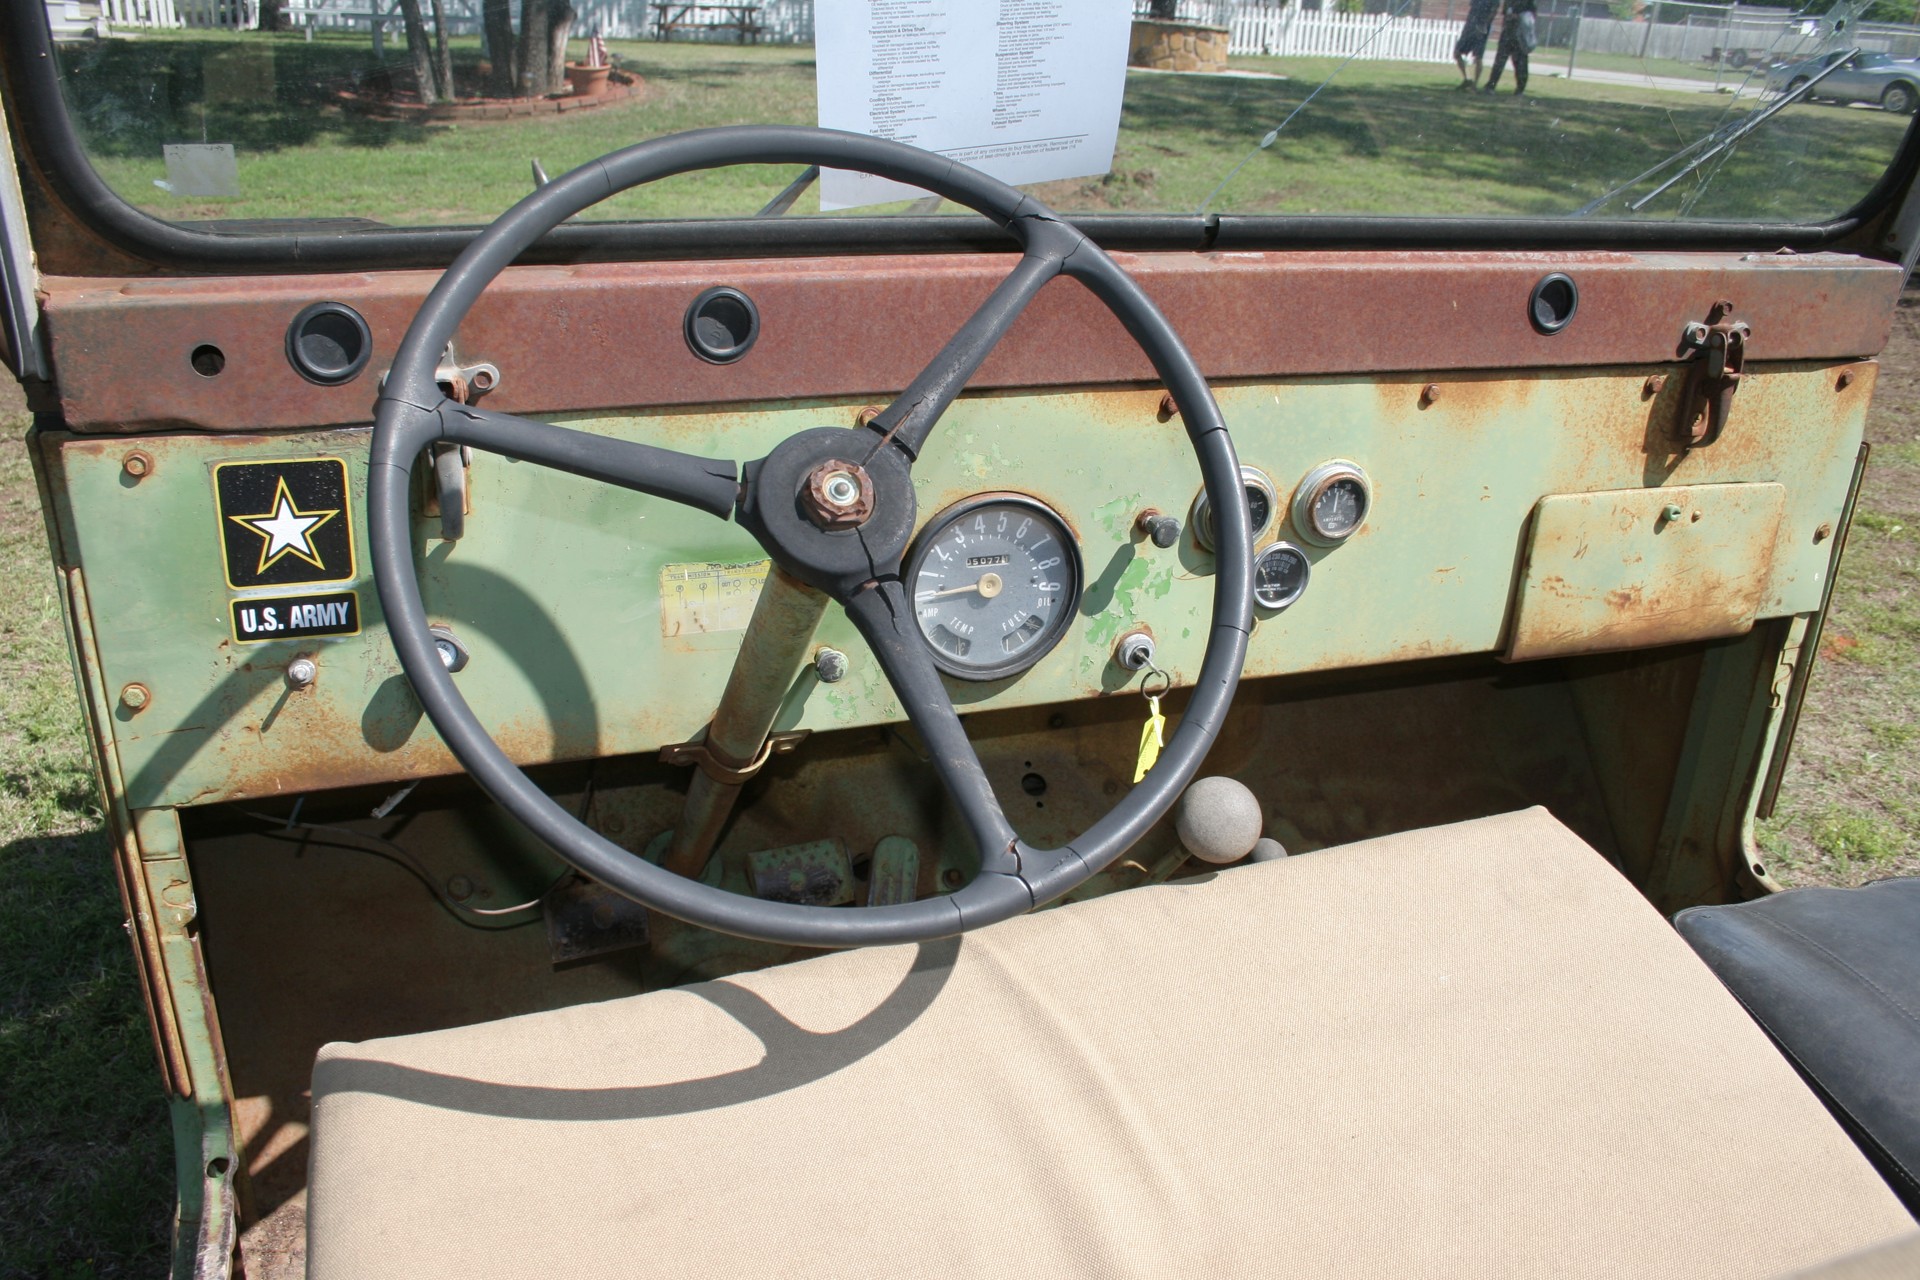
[1133,695,1166,784]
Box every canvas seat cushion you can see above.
[306,808,1915,1279]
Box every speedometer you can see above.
[905,495,1083,682]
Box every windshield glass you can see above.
[42,0,1915,231]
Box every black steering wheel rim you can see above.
[370,126,1253,947]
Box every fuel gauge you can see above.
[1253,541,1310,612]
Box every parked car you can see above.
[1767,49,1920,112]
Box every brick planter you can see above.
[335,75,647,123]
[1129,19,1232,73]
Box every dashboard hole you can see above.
[190,344,226,377]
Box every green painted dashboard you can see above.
[42,362,1865,813]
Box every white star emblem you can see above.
[229,476,339,575]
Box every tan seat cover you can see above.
[307,809,1915,1278]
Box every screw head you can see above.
[446,875,475,902]
[122,450,154,479]
[814,647,850,683]
[801,460,875,531]
[1420,383,1441,406]
[1643,374,1668,398]
[1661,503,1685,524]
[1837,369,1856,392]
[286,657,318,689]
[120,683,150,711]
[1814,522,1833,543]
[1157,392,1179,420]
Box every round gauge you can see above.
[1190,466,1279,552]
[1253,541,1311,611]
[1292,461,1372,547]
[905,495,1083,682]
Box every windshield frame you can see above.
[7,2,1918,275]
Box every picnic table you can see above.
[654,3,763,44]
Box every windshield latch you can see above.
[1678,301,1748,448]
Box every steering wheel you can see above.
[370,126,1252,947]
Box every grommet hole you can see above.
[190,344,226,377]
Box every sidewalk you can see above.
[1544,63,1754,95]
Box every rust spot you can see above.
[1605,585,1645,611]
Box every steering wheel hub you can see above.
[801,459,876,531]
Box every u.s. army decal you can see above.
[215,457,355,589]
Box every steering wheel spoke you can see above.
[863,232,1072,463]
[426,401,740,519]
[842,580,1022,876]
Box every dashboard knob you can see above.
[1174,776,1264,865]
[1136,509,1182,549]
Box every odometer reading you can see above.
[905,495,1083,681]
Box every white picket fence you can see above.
[68,0,1445,61]
[1233,8,1460,61]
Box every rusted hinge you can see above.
[1678,300,1748,448]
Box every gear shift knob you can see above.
[1174,776,1265,865]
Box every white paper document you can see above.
[815,0,1131,210]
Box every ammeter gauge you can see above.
[905,494,1083,682]
[1253,542,1310,612]
[1190,466,1279,552]
[1292,461,1371,547]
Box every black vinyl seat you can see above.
[1676,878,1920,1214]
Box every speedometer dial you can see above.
[905,495,1083,682]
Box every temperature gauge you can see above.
[1253,541,1310,612]
[1190,466,1279,552]
[1292,461,1371,547]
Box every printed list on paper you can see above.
[815,0,1131,210]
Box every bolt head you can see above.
[1661,503,1685,523]
[286,657,318,689]
[815,647,850,683]
[122,450,153,479]
[1420,383,1441,406]
[801,460,876,531]
[120,683,150,711]
[1814,522,1833,543]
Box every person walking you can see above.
[1483,0,1538,98]
[1452,0,1500,90]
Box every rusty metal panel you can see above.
[1507,483,1787,662]
[38,250,1904,434]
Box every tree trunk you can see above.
[546,2,576,89]
[396,0,440,104]
[518,0,551,95]
[1149,0,1179,19]
[483,0,517,97]
[257,0,288,31]
[429,0,455,100]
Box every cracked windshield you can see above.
[47,0,1917,228]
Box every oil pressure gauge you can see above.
[1292,461,1371,547]
[905,494,1083,682]
[1253,541,1310,612]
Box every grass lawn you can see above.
[0,380,173,1278]
[54,34,1913,226]
[1757,296,1920,888]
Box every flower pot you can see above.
[564,63,611,97]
